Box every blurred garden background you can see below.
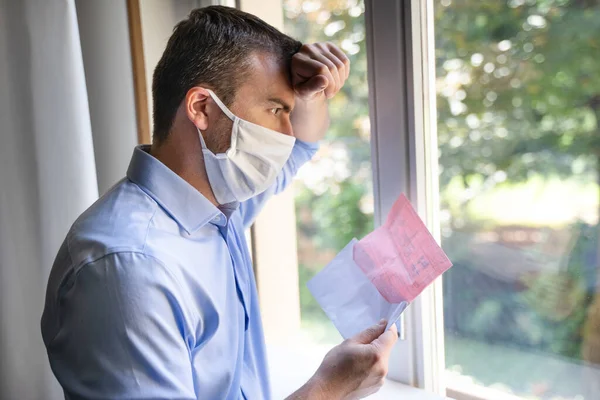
[283,0,600,399]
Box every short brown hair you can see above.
[151,6,302,143]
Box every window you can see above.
[246,0,600,399]
[435,1,600,399]
[283,0,373,347]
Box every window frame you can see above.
[364,0,445,394]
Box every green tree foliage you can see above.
[436,0,599,361]
[436,0,600,192]
[284,1,373,330]
[285,4,600,395]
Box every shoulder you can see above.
[68,251,187,308]
[67,179,160,269]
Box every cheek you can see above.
[242,108,279,132]
[256,115,287,134]
[270,115,293,136]
[216,126,232,153]
[205,118,233,154]
[262,121,280,133]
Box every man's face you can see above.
[206,51,295,154]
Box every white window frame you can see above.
[364,0,444,394]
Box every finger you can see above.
[326,42,350,80]
[351,319,387,344]
[313,43,343,94]
[298,44,339,97]
[291,55,332,97]
[295,74,329,99]
[324,42,350,82]
[303,50,339,98]
[317,45,347,91]
[371,324,399,355]
[291,53,334,88]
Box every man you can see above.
[41,6,397,400]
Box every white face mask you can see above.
[197,89,296,204]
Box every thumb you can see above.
[294,74,329,99]
[371,323,398,353]
[351,319,387,344]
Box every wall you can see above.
[75,0,139,194]
[139,0,213,132]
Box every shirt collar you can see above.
[126,145,227,234]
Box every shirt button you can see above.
[213,215,223,224]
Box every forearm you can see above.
[285,375,338,400]
[291,95,329,143]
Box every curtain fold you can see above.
[0,0,211,397]
[0,0,99,398]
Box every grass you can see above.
[445,335,600,399]
[442,175,598,227]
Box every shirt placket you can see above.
[217,219,250,331]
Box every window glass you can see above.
[435,1,600,398]
[283,0,372,345]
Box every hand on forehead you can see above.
[231,52,296,113]
[232,41,350,111]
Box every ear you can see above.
[184,86,212,130]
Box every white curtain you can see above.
[0,0,137,398]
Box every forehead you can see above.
[234,51,294,106]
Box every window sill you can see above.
[268,343,449,399]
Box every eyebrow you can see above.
[267,97,293,112]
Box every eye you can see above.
[270,107,283,116]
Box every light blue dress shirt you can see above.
[41,140,318,400]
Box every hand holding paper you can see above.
[308,194,453,339]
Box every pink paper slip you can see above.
[353,194,453,304]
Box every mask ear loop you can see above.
[196,127,209,150]
[206,88,239,151]
[206,89,236,120]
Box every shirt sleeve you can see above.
[45,252,198,400]
[238,139,319,229]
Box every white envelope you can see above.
[307,238,408,339]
